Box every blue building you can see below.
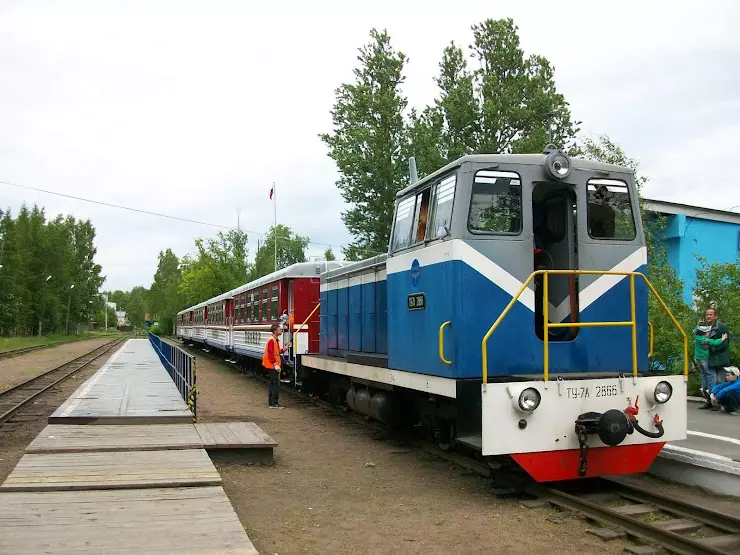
[644,199,740,305]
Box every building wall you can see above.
[658,213,739,305]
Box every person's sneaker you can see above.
[711,405,720,411]
[269,404,284,409]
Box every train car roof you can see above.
[177,261,348,315]
[395,153,634,199]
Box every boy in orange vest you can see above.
[263,323,290,408]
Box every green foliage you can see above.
[324,248,336,261]
[253,225,308,278]
[323,19,580,256]
[0,205,105,336]
[148,250,182,335]
[319,29,409,260]
[694,255,740,364]
[410,18,580,175]
[580,136,694,372]
[179,230,250,307]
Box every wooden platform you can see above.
[26,424,204,453]
[25,422,278,463]
[0,486,258,555]
[196,422,278,464]
[0,449,221,492]
[49,339,193,424]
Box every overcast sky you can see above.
[1,0,738,291]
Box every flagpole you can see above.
[273,181,277,272]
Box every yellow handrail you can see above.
[439,321,452,365]
[481,270,688,384]
[294,302,320,336]
[648,322,654,357]
[289,302,321,354]
[481,273,538,384]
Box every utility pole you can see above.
[39,274,52,336]
[66,284,75,335]
[273,181,277,273]
[103,294,108,331]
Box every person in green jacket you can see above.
[696,323,728,409]
[697,307,731,410]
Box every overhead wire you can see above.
[0,179,384,257]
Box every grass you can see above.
[0,331,121,353]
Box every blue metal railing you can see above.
[149,332,197,420]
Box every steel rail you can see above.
[0,340,79,360]
[0,338,125,425]
[605,477,740,534]
[543,486,730,555]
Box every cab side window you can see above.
[427,174,456,240]
[587,179,636,240]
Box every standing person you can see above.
[262,324,290,409]
[695,319,729,409]
[710,367,740,415]
[706,308,731,388]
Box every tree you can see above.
[693,255,740,365]
[320,29,409,260]
[126,287,149,329]
[179,229,251,307]
[0,204,105,336]
[410,18,580,176]
[581,135,693,373]
[253,225,309,278]
[149,249,182,333]
[324,248,336,261]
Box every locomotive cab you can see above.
[387,149,652,378]
[383,150,686,480]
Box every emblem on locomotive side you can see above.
[410,259,421,288]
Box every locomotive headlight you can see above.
[518,388,541,412]
[654,381,673,404]
[545,150,572,180]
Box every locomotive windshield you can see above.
[586,178,636,240]
[468,170,522,234]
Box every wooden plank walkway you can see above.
[26,422,278,463]
[196,422,277,464]
[0,449,221,492]
[0,486,258,555]
[26,424,204,453]
[0,338,268,553]
[49,339,192,424]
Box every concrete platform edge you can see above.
[648,444,740,497]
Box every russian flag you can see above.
[269,185,274,200]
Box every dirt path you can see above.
[0,337,115,390]
[0,343,118,482]
[193,354,630,555]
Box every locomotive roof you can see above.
[177,261,347,314]
[395,153,634,199]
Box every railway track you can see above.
[180,340,740,555]
[0,340,82,360]
[0,338,125,426]
[539,478,740,555]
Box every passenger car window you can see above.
[427,174,456,240]
[271,286,279,321]
[468,170,522,234]
[587,179,636,240]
